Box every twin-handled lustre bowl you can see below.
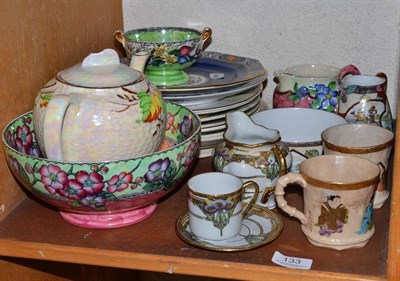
[115,27,212,86]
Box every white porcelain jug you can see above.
[212,111,292,209]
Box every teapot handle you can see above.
[43,95,71,161]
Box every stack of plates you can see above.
[125,51,268,158]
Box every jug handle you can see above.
[375,72,388,93]
[114,29,125,46]
[260,145,288,204]
[43,95,71,161]
[339,64,361,81]
[272,144,288,176]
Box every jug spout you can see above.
[129,51,151,73]
[225,112,280,145]
[273,69,292,91]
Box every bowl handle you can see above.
[114,29,126,46]
[43,95,71,161]
[201,27,212,44]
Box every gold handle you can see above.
[201,27,212,43]
[242,181,259,219]
[272,144,288,175]
[114,29,125,45]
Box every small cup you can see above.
[338,73,393,131]
[188,172,259,241]
[275,155,380,250]
[321,123,394,208]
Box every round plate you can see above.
[176,205,283,252]
[201,119,226,129]
[159,51,267,91]
[199,96,261,122]
[190,84,262,114]
[201,124,226,133]
[162,75,266,105]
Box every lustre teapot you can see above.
[33,49,166,162]
[212,112,292,209]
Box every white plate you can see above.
[159,51,267,92]
[201,124,226,133]
[201,119,226,129]
[191,84,262,115]
[162,75,267,104]
[199,95,261,122]
[199,147,214,158]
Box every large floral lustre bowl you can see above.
[2,102,200,229]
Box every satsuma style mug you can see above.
[321,123,394,208]
[275,155,380,250]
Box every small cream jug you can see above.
[273,64,360,112]
[33,49,166,162]
[212,111,292,209]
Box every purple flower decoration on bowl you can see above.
[144,158,171,182]
[179,116,192,138]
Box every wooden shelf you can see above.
[1,1,399,280]
[0,157,394,281]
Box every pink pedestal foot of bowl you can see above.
[59,203,158,229]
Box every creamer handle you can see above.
[275,172,307,224]
[43,95,71,161]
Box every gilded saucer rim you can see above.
[175,205,283,252]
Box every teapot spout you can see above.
[129,51,151,73]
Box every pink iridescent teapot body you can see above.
[33,49,166,162]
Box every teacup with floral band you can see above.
[115,27,212,87]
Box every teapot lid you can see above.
[58,49,141,88]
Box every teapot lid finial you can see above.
[59,49,141,88]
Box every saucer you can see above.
[176,205,283,252]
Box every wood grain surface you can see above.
[0,0,123,221]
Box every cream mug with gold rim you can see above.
[275,155,380,250]
[321,123,394,208]
[188,172,259,241]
